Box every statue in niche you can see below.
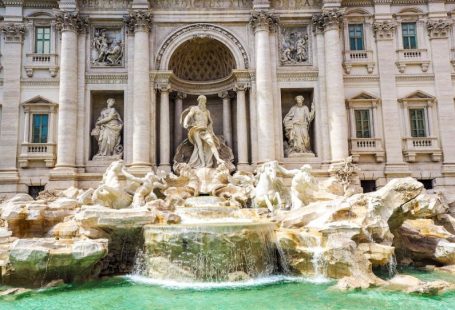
[173,95,235,172]
[283,95,315,155]
[91,98,123,160]
[280,27,309,65]
[92,28,124,66]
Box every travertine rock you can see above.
[3,238,108,287]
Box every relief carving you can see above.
[280,26,309,65]
[92,27,124,67]
[152,0,252,9]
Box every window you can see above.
[361,180,377,193]
[409,108,426,137]
[32,114,49,143]
[35,27,51,54]
[348,24,364,51]
[28,185,45,199]
[402,22,417,49]
[355,109,371,138]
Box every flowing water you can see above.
[1,270,454,310]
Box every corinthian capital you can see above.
[0,23,26,42]
[373,20,397,40]
[427,19,452,39]
[312,8,344,32]
[249,10,279,32]
[55,11,88,33]
[124,10,153,33]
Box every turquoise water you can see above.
[1,272,454,310]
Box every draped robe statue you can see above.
[91,98,123,159]
[283,95,315,155]
[182,95,225,169]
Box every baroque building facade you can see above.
[0,0,455,197]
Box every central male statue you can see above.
[182,95,225,169]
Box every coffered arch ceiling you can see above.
[169,37,236,82]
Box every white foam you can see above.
[124,274,332,290]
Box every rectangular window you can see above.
[409,108,427,137]
[349,24,364,51]
[402,22,417,49]
[32,114,49,143]
[355,109,371,138]
[35,27,51,54]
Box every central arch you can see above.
[155,23,249,71]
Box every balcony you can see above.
[18,143,56,168]
[349,138,385,162]
[343,50,375,74]
[396,49,430,73]
[402,137,442,162]
[24,53,59,78]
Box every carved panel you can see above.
[280,26,310,66]
[272,0,321,9]
[91,26,125,67]
[80,0,129,9]
[152,0,252,10]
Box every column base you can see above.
[384,163,411,178]
[0,170,20,197]
[442,164,455,176]
[157,164,172,174]
[48,167,78,190]
[128,163,152,175]
[236,163,253,172]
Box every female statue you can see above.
[283,95,315,154]
[91,98,123,159]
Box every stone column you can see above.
[125,11,153,171]
[218,91,233,147]
[157,83,171,170]
[373,20,409,177]
[314,27,331,166]
[0,23,25,182]
[54,12,87,170]
[23,107,30,144]
[234,83,249,168]
[249,10,279,163]
[174,92,186,149]
[313,9,349,162]
[427,20,455,175]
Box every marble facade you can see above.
[0,0,455,197]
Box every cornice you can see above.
[277,71,319,81]
[396,74,435,82]
[21,79,59,87]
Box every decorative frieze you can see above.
[312,9,344,32]
[152,0,252,9]
[249,10,279,32]
[373,20,397,40]
[80,0,129,9]
[123,10,153,33]
[280,26,310,66]
[55,11,88,33]
[277,71,318,82]
[272,0,321,9]
[0,23,26,43]
[427,19,452,39]
[91,27,124,67]
[85,74,128,84]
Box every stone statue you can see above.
[91,98,123,160]
[92,160,132,209]
[93,29,109,63]
[177,95,226,169]
[122,168,167,208]
[283,95,315,155]
[105,40,123,65]
[253,161,299,211]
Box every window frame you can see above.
[348,24,365,51]
[409,108,427,138]
[401,22,418,49]
[31,113,49,144]
[354,109,373,138]
[34,26,51,54]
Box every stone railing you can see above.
[343,50,375,74]
[19,143,56,167]
[396,49,430,73]
[349,138,384,162]
[24,53,59,77]
[402,137,442,162]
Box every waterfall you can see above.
[309,238,327,281]
[387,254,397,278]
